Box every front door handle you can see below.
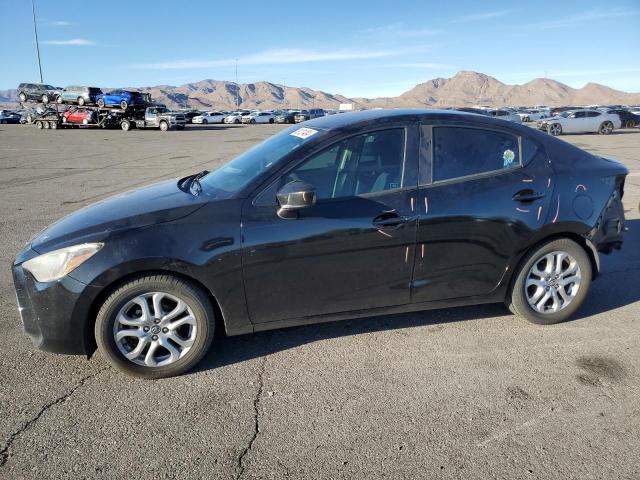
[372,211,413,228]
[512,189,546,203]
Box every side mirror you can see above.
[276,180,316,218]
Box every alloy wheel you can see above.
[113,292,197,367]
[549,124,562,136]
[525,251,581,314]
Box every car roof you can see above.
[303,108,525,131]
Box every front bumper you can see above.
[12,259,100,355]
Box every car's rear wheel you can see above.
[121,119,131,131]
[159,120,169,131]
[41,94,49,104]
[97,99,105,108]
[599,121,614,135]
[120,100,128,110]
[548,123,562,136]
[234,119,240,124]
[95,275,215,379]
[250,118,256,124]
[626,120,636,128]
[508,238,592,325]
[269,118,274,123]
[19,92,27,102]
[78,97,85,106]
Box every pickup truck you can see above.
[120,106,186,131]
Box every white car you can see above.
[192,111,226,124]
[488,109,522,123]
[537,109,621,136]
[517,109,547,122]
[241,111,275,124]
[223,111,250,124]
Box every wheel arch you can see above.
[504,231,599,304]
[84,269,226,357]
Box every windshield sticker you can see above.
[290,127,319,139]
[503,149,516,167]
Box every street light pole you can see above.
[31,0,43,82]
[235,58,239,110]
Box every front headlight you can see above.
[22,243,103,282]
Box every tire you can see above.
[202,119,208,125]
[50,121,58,129]
[234,119,240,124]
[159,120,169,131]
[97,99,105,108]
[523,116,530,123]
[43,121,50,129]
[42,94,49,104]
[26,114,33,124]
[269,118,274,124]
[121,119,131,131]
[626,120,636,129]
[598,121,613,135]
[120,100,128,110]
[57,96,64,104]
[95,274,215,379]
[35,120,43,129]
[250,118,256,124]
[507,238,592,325]
[548,123,562,136]
[78,97,85,106]
[19,92,27,102]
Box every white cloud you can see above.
[362,23,443,37]
[42,38,95,46]
[51,20,71,26]
[451,10,511,23]
[531,8,640,29]
[135,48,408,70]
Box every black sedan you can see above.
[604,109,640,128]
[275,111,299,124]
[12,110,628,378]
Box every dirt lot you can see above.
[0,123,639,480]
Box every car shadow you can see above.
[192,219,640,375]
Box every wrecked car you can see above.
[12,110,628,378]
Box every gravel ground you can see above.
[0,123,639,480]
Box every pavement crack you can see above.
[0,366,109,468]
[236,355,267,480]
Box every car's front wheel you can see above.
[508,238,592,325]
[97,99,105,108]
[202,119,208,124]
[120,100,128,110]
[548,123,562,136]
[19,92,27,102]
[95,275,215,378]
[159,120,169,131]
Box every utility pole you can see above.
[31,0,43,82]
[235,58,239,110]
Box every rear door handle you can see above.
[512,189,546,203]
[373,211,414,228]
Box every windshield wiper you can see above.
[188,170,209,196]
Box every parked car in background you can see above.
[242,111,275,124]
[275,110,300,124]
[11,109,628,378]
[0,110,21,124]
[550,106,581,117]
[294,108,325,123]
[192,111,226,124]
[600,108,640,128]
[57,86,103,106]
[96,90,146,109]
[17,83,62,103]
[181,111,202,124]
[119,106,186,131]
[62,107,98,126]
[454,107,490,115]
[224,111,250,124]
[538,109,621,135]
[517,109,547,122]
[487,109,522,123]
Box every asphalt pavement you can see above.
[1,123,639,480]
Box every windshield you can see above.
[199,126,323,198]
[560,112,570,118]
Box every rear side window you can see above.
[433,127,520,182]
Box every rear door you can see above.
[412,123,553,303]
[241,125,420,324]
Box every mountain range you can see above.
[2,71,639,110]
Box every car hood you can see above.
[30,179,209,253]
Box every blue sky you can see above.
[1,0,639,96]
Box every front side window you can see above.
[283,128,406,200]
[432,127,520,182]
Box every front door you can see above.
[241,125,420,324]
[412,124,554,303]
